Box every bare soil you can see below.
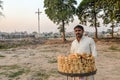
[0,38,120,80]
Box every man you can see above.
[70,25,97,80]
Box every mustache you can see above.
[76,33,81,35]
[76,33,83,37]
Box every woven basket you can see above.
[57,53,96,74]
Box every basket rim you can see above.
[58,69,97,77]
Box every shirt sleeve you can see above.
[90,38,97,57]
[70,42,74,53]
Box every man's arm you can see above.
[70,42,74,53]
[90,38,97,57]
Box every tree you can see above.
[58,25,65,34]
[100,0,120,38]
[44,0,77,42]
[57,24,66,37]
[77,0,102,39]
[0,0,3,16]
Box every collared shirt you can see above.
[70,36,97,57]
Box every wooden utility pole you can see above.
[35,8,42,35]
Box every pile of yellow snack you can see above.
[57,53,96,74]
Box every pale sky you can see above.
[0,0,118,33]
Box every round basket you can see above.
[57,53,97,76]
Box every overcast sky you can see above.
[0,0,119,33]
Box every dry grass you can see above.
[0,38,120,80]
[109,45,120,51]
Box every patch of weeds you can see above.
[0,44,7,49]
[0,65,30,78]
[104,53,120,59]
[0,44,17,50]
[24,68,31,74]
[33,69,50,80]
[0,54,5,57]
[48,57,57,63]
[42,54,49,58]
[40,49,59,52]
[0,72,8,75]
[8,68,30,78]
[49,68,59,77]
[8,69,25,78]
[44,68,61,78]
[49,68,58,74]
[102,49,108,52]
[0,65,20,70]
[109,45,120,51]
[42,55,57,63]
[41,54,57,64]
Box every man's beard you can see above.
[76,33,83,38]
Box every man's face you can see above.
[74,28,84,38]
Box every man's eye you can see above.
[75,30,80,32]
[75,30,78,32]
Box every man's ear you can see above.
[82,30,84,33]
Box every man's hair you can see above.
[74,25,84,31]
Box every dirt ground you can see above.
[0,38,120,80]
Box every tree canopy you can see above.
[44,0,77,42]
[99,0,120,38]
[77,0,120,38]
[0,0,3,16]
[77,0,102,39]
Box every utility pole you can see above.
[35,8,42,35]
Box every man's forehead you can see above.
[74,28,83,30]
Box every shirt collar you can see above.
[75,36,85,43]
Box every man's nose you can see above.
[76,31,80,33]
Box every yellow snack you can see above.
[57,53,96,74]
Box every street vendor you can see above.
[70,25,97,80]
